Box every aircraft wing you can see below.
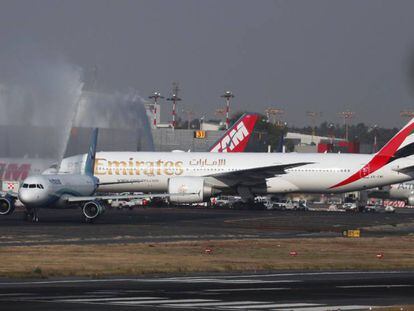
[208,162,313,187]
[65,192,197,203]
[97,180,143,186]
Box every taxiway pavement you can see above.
[0,207,413,246]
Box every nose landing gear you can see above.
[24,208,39,222]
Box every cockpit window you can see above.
[29,184,36,188]
[37,184,44,189]
[22,184,28,188]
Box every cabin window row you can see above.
[22,184,44,189]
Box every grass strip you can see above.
[1,236,413,278]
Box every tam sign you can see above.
[210,121,250,152]
[0,163,31,181]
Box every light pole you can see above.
[148,91,164,127]
[328,123,335,148]
[220,91,234,130]
[338,111,355,141]
[166,83,182,130]
[372,124,378,153]
[166,93,182,130]
[264,108,284,126]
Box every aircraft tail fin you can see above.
[84,128,98,176]
[378,117,414,160]
[331,117,414,189]
[209,113,259,152]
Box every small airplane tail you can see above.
[209,113,259,152]
[84,128,98,176]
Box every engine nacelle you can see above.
[408,195,414,206]
[168,177,218,203]
[0,196,15,215]
[82,201,104,220]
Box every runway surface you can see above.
[0,270,413,310]
[0,207,413,246]
[1,208,413,309]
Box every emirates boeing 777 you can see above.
[90,117,414,202]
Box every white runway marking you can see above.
[273,305,374,311]
[337,284,412,289]
[57,296,164,303]
[222,303,320,309]
[162,300,272,307]
[205,287,291,292]
[6,293,381,311]
[31,294,113,300]
[145,277,300,284]
[0,270,407,286]
[112,298,218,305]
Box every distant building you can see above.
[285,132,361,153]
[151,128,225,152]
[285,132,345,145]
[200,122,221,131]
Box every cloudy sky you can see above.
[1,0,414,127]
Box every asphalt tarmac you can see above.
[1,207,414,246]
[0,270,413,310]
[1,208,414,310]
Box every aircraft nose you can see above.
[18,189,47,207]
[18,189,32,205]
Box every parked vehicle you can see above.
[384,205,396,213]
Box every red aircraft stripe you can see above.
[330,122,414,189]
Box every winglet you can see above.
[84,128,98,176]
[209,113,259,152]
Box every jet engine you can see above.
[0,196,15,215]
[168,177,219,203]
[408,195,414,206]
[82,201,104,222]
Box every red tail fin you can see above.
[209,114,259,152]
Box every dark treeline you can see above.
[291,121,399,146]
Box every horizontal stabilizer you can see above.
[392,164,414,174]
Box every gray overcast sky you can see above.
[1,0,414,127]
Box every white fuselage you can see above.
[18,174,96,208]
[79,151,414,194]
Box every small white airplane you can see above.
[52,117,414,209]
[0,129,195,222]
[368,182,414,205]
[388,182,414,204]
